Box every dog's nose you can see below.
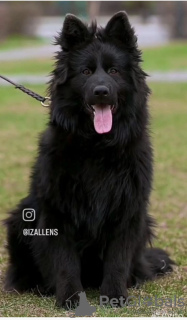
[93,86,109,97]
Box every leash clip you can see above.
[41,97,51,107]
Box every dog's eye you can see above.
[82,69,92,75]
[108,68,118,75]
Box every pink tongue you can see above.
[93,105,112,134]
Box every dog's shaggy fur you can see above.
[5,12,173,307]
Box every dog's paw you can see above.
[56,287,82,309]
[100,277,128,307]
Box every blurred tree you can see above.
[50,2,87,17]
[158,1,187,39]
[123,1,156,21]
[173,2,186,38]
[0,3,9,40]
[0,2,42,40]
[88,1,101,19]
[98,1,155,19]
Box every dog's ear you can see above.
[57,14,90,50]
[105,11,136,46]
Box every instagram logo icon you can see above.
[22,208,36,221]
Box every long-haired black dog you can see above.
[5,12,173,307]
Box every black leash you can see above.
[0,74,51,107]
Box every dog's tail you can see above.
[144,247,174,275]
[130,248,175,288]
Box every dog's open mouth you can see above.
[88,104,116,134]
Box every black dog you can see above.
[4,12,173,307]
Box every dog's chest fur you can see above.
[40,130,137,238]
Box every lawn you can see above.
[0,83,187,316]
[0,42,187,76]
[142,41,187,71]
[0,35,48,51]
[0,58,54,76]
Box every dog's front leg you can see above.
[37,235,83,308]
[100,232,134,307]
[54,243,83,308]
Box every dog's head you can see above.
[49,12,150,140]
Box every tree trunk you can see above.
[88,1,101,20]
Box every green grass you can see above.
[0,35,47,51]
[0,58,54,76]
[143,41,187,71]
[0,83,187,316]
[0,42,187,77]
